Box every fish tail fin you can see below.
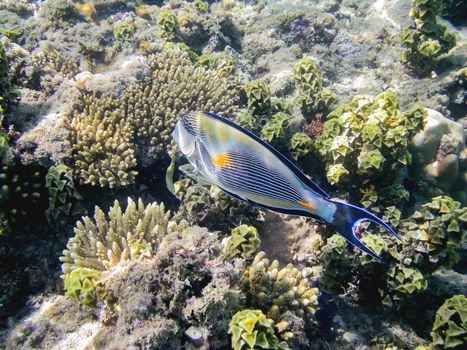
[326,199,401,261]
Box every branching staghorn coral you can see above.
[68,94,137,188]
[69,47,239,187]
[60,197,173,273]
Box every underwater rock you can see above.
[411,108,466,200]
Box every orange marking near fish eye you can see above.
[297,200,317,211]
[212,153,232,168]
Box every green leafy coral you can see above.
[288,132,313,161]
[223,225,261,260]
[400,0,457,74]
[45,164,82,224]
[157,9,181,41]
[314,92,426,207]
[430,295,466,349]
[64,267,105,307]
[229,309,290,350]
[260,112,291,144]
[401,195,467,272]
[292,58,334,118]
[242,251,319,322]
[381,261,427,308]
[245,80,271,115]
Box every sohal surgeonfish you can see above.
[172,111,400,260]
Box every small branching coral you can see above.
[292,58,334,119]
[229,309,290,350]
[430,295,466,349]
[400,0,457,74]
[68,47,240,187]
[223,225,261,260]
[60,197,173,274]
[241,251,319,324]
[68,94,137,188]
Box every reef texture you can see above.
[0,1,466,350]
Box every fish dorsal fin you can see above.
[200,111,329,198]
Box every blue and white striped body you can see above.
[173,111,399,260]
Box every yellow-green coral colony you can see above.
[229,309,290,350]
[223,225,261,260]
[430,295,467,349]
[242,251,319,322]
[68,47,239,187]
[400,0,457,74]
[60,197,173,273]
[314,92,426,187]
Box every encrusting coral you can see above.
[430,295,466,349]
[229,309,290,350]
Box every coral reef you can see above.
[223,224,261,260]
[288,132,313,161]
[400,0,457,74]
[430,295,466,349]
[63,267,105,307]
[229,309,290,350]
[292,57,334,119]
[313,92,427,209]
[45,164,82,225]
[241,251,319,323]
[260,112,291,145]
[69,47,240,187]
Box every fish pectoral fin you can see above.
[219,186,248,202]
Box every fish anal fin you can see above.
[219,186,248,202]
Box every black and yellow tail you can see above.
[326,199,401,261]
